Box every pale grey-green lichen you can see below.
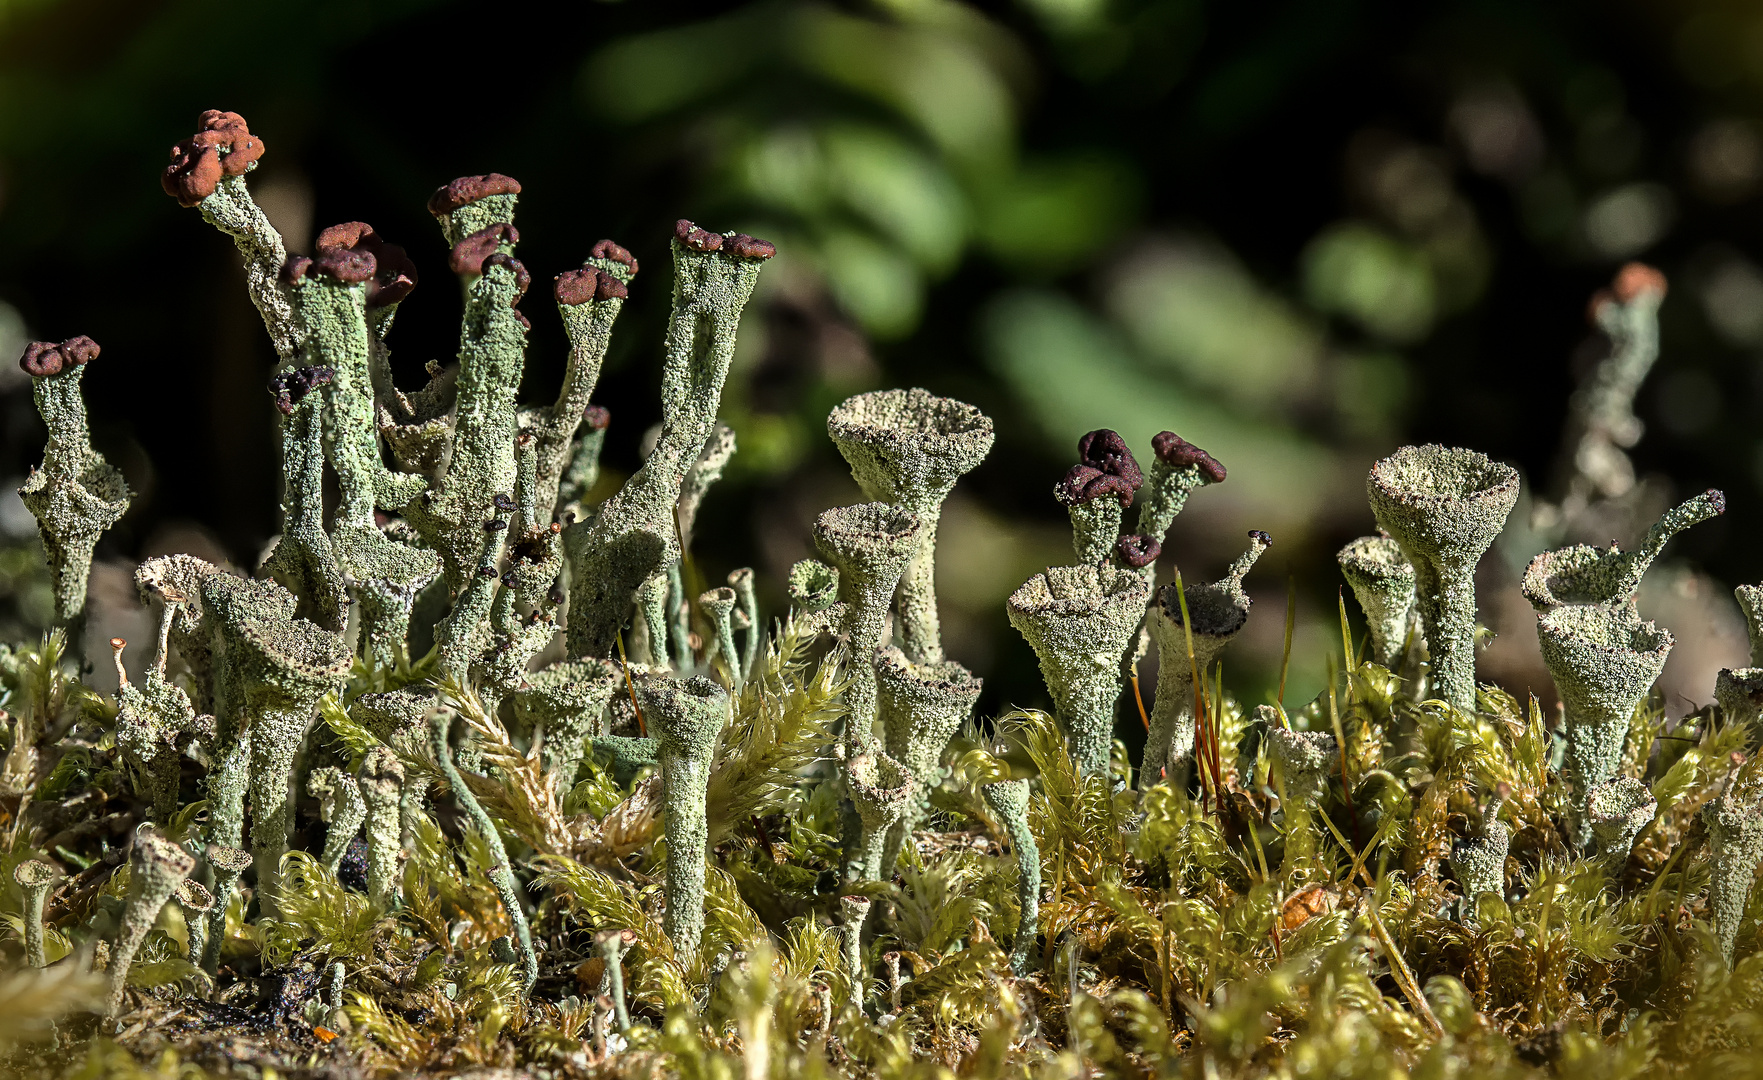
[1536,603,1672,847]
[1522,490,1724,612]
[202,572,350,911]
[107,829,195,1017]
[1737,584,1763,666]
[594,928,636,1033]
[875,645,981,876]
[699,587,742,691]
[640,675,730,957]
[1447,790,1509,906]
[430,708,538,990]
[1367,445,1519,714]
[1586,776,1655,861]
[841,744,914,885]
[729,567,761,681]
[515,659,621,787]
[1265,719,1337,804]
[826,389,994,665]
[1337,535,1417,673]
[17,339,131,626]
[1008,564,1150,778]
[1141,532,1269,791]
[198,843,252,975]
[14,859,55,969]
[589,735,661,786]
[308,766,366,876]
[174,878,213,969]
[358,746,405,910]
[260,369,349,632]
[1132,433,1226,565]
[1704,770,1763,963]
[981,777,1040,976]
[813,504,925,740]
[1716,668,1763,727]
[565,226,772,660]
[112,637,200,823]
[840,893,873,1002]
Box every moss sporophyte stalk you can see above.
[8,112,1763,1077]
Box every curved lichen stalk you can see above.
[259,365,349,631]
[566,222,774,659]
[431,707,538,991]
[1522,489,1724,612]
[981,777,1040,975]
[17,337,131,627]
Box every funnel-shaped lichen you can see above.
[981,777,1039,975]
[17,337,131,626]
[813,504,924,739]
[1337,536,1417,673]
[826,388,994,664]
[699,587,742,691]
[842,745,915,884]
[1536,603,1672,845]
[174,879,213,969]
[107,829,194,1017]
[1586,776,1655,861]
[1704,770,1763,963]
[1367,445,1519,714]
[565,222,773,659]
[640,675,730,958]
[1522,490,1724,611]
[840,894,873,1000]
[1141,532,1269,791]
[516,659,621,788]
[875,646,981,874]
[1009,564,1150,778]
[1265,721,1336,804]
[112,635,201,822]
[198,843,252,975]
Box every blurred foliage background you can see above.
[1,0,1761,740]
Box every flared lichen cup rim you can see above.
[1007,564,1147,621]
[827,388,995,453]
[787,559,840,610]
[1536,603,1673,659]
[1366,444,1520,565]
[1337,535,1414,588]
[812,503,924,569]
[874,645,983,702]
[1164,580,1249,638]
[13,859,56,889]
[639,674,730,751]
[204,843,254,874]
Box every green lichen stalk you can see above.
[359,747,406,909]
[1536,603,1672,846]
[199,844,251,975]
[106,829,195,1017]
[842,745,914,884]
[1704,770,1763,963]
[840,894,873,1003]
[174,879,214,969]
[565,222,773,659]
[1367,445,1519,714]
[1131,433,1227,567]
[699,587,742,691]
[431,708,538,991]
[17,337,131,626]
[812,503,925,739]
[640,675,731,958]
[13,860,56,969]
[982,777,1040,975]
[308,766,366,876]
[112,636,201,822]
[1008,564,1150,778]
[1141,532,1269,791]
[826,389,994,665]
[595,929,636,1034]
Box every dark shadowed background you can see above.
[2,0,1761,739]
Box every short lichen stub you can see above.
[16,109,1763,1078]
